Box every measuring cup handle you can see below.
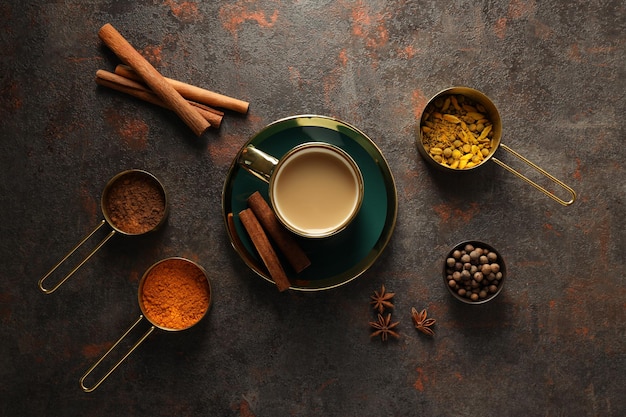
[491,144,577,206]
[238,145,278,183]
[80,315,155,393]
[38,220,116,294]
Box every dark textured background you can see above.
[1,1,625,416]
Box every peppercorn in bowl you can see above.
[443,241,506,304]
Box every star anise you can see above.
[369,313,400,341]
[370,284,395,314]
[411,307,436,336]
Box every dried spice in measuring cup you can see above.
[38,169,168,294]
[416,86,576,206]
[420,94,495,170]
[443,241,506,304]
[80,257,211,392]
[103,170,167,235]
[140,258,211,330]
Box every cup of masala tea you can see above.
[80,257,212,392]
[38,169,168,294]
[238,142,364,238]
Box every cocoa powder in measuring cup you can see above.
[103,171,166,234]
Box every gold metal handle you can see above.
[238,145,278,183]
[80,315,155,393]
[38,220,116,294]
[491,144,577,206]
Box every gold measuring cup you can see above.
[38,169,169,294]
[80,257,212,392]
[416,87,577,206]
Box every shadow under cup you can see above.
[269,142,364,239]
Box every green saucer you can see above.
[222,115,398,291]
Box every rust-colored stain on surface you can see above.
[321,52,345,109]
[165,0,201,22]
[560,276,626,352]
[127,269,141,283]
[494,17,508,39]
[104,109,150,150]
[411,89,428,121]
[237,398,256,417]
[413,367,429,392]
[564,282,597,340]
[507,0,536,19]
[81,342,111,359]
[350,2,389,49]
[572,158,583,181]
[433,202,480,224]
[495,0,536,40]
[208,131,253,167]
[532,20,553,40]
[0,80,22,114]
[287,66,304,89]
[542,222,562,237]
[219,1,279,36]
[567,43,619,65]
[317,378,338,394]
[569,44,584,62]
[338,49,349,67]
[79,185,99,220]
[574,204,611,268]
[400,167,420,198]
[140,45,164,68]
[399,45,419,59]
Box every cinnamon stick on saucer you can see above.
[247,191,311,273]
[98,23,210,136]
[227,213,246,252]
[239,209,291,292]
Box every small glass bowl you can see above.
[443,240,506,304]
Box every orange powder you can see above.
[140,259,210,330]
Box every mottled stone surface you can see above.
[1,1,625,416]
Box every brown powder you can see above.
[104,172,166,234]
[140,259,211,330]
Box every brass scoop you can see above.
[79,257,212,392]
[416,87,577,206]
[38,169,168,294]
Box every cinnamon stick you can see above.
[227,213,246,252]
[98,23,210,137]
[247,191,310,273]
[115,64,249,114]
[238,208,291,292]
[96,70,223,128]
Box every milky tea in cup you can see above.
[240,142,364,238]
[271,143,363,237]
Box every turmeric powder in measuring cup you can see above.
[81,257,211,392]
[139,258,211,330]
